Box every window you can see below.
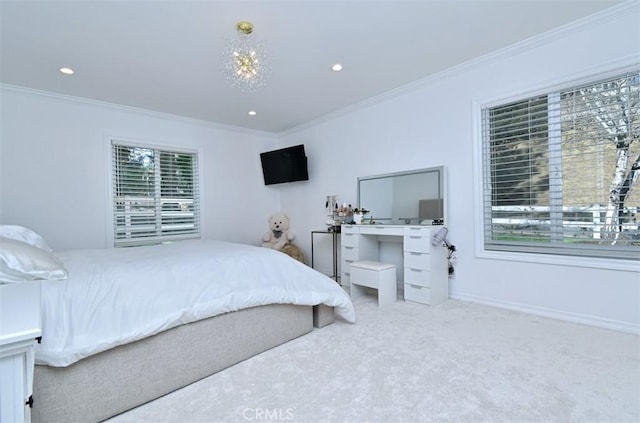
[111,141,200,247]
[481,71,639,260]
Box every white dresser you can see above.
[0,282,41,423]
[341,224,448,306]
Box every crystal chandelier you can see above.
[223,21,270,92]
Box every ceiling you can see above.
[0,0,623,134]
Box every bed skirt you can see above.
[32,304,322,423]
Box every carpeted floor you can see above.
[108,296,640,423]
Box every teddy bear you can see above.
[262,213,295,250]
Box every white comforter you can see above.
[36,239,355,367]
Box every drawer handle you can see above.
[409,268,423,272]
[410,252,422,256]
[344,246,354,250]
[410,236,423,239]
[410,284,423,289]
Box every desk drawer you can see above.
[342,258,355,271]
[342,246,359,261]
[404,283,431,305]
[404,267,431,287]
[404,226,432,236]
[340,272,350,287]
[358,226,404,236]
[342,225,359,234]
[404,235,431,253]
[341,232,359,248]
[404,252,431,271]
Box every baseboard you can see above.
[450,291,640,335]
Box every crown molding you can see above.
[279,0,640,138]
[0,83,278,139]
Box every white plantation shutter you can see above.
[482,71,640,260]
[112,141,200,247]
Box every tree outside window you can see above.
[483,71,639,260]
[112,142,200,246]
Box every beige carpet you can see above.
[108,296,640,423]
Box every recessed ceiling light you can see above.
[59,67,74,75]
[248,110,257,116]
[331,63,343,72]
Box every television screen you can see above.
[260,144,309,185]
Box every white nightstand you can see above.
[0,282,41,423]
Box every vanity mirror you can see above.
[357,166,447,225]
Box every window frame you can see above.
[107,138,204,248]
[472,65,640,272]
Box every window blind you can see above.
[112,141,200,247]
[482,71,640,260]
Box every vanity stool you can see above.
[350,260,397,307]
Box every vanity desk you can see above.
[340,224,448,306]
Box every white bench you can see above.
[349,260,397,307]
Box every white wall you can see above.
[0,88,280,250]
[279,4,640,332]
[1,4,637,333]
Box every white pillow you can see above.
[0,237,68,283]
[0,225,53,253]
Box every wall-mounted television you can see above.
[260,144,309,185]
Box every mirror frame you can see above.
[357,166,447,225]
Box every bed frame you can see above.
[32,304,335,423]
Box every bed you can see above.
[0,226,354,423]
